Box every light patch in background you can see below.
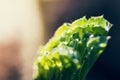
[0,0,44,80]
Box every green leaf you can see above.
[33,16,112,80]
[71,16,87,28]
[55,23,70,37]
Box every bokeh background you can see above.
[0,0,120,80]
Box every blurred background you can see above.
[0,0,120,80]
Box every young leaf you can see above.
[33,16,112,80]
